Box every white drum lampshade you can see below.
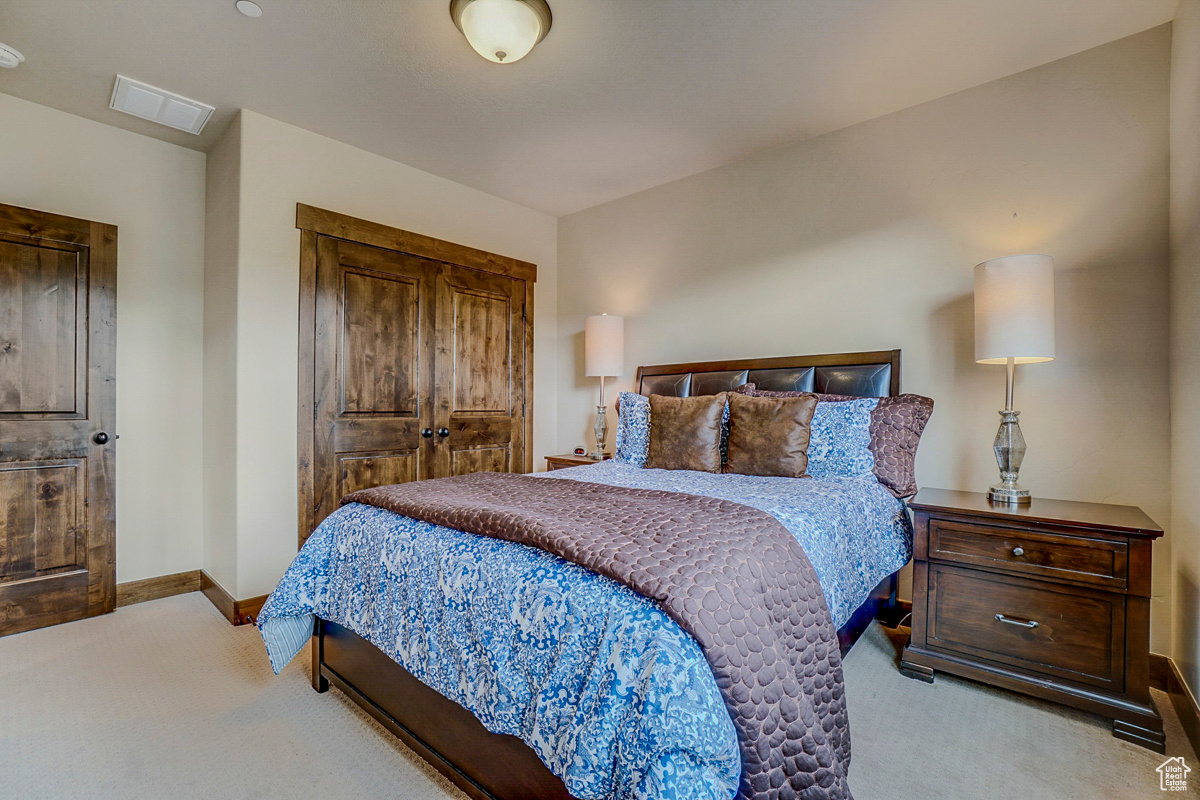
[585,314,624,377]
[974,254,1056,365]
[973,253,1055,505]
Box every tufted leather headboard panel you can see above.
[635,351,901,399]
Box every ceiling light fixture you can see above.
[449,0,551,64]
[0,43,25,69]
[236,1,262,18]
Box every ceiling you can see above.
[0,0,1178,216]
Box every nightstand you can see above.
[545,453,611,471]
[901,488,1165,752]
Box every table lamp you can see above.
[974,254,1055,504]
[584,314,624,460]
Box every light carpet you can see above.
[0,592,1194,799]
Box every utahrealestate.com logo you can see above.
[1158,757,1190,792]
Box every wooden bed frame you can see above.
[311,350,907,800]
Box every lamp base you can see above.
[591,404,608,461]
[989,408,1031,505]
[988,483,1031,505]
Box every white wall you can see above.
[557,29,1173,649]
[221,110,558,598]
[0,92,207,584]
[1170,1,1200,702]
[202,113,241,592]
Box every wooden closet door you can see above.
[310,237,437,534]
[297,206,536,545]
[0,203,117,636]
[433,265,526,477]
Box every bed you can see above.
[260,351,914,800]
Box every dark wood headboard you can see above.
[634,350,901,399]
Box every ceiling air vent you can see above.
[109,75,215,135]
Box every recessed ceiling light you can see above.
[0,43,25,69]
[236,1,263,18]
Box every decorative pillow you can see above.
[807,397,879,479]
[817,392,935,497]
[615,391,733,468]
[646,393,727,472]
[723,392,818,478]
[737,384,934,498]
[718,399,731,463]
[614,391,650,467]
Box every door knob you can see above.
[421,428,434,438]
[437,427,450,438]
[93,432,110,445]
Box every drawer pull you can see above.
[995,613,1038,629]
[1011,546,1025,557]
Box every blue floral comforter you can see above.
[258,462,911,800]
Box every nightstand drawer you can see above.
[928,518,1127,589]
[927,565,1125,691]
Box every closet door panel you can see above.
[452,288,511,413]
[339,451,419,496]
[434,266,525,478]
[450,445,510,477]
[341,272,419,415]
[311,238,436,533]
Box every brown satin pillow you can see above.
[723,392,818,478]
[646,393,727,472]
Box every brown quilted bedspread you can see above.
[343,472,851,800]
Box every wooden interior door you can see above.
[297,206,536,545]
[309,237,436,535]
[0,203,117,636]
[434,265,526,477]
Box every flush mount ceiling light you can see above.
[449,0,552,64]
[0,43,25,69]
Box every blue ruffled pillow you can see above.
[614,392,651,467]
[805,397,879,479]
